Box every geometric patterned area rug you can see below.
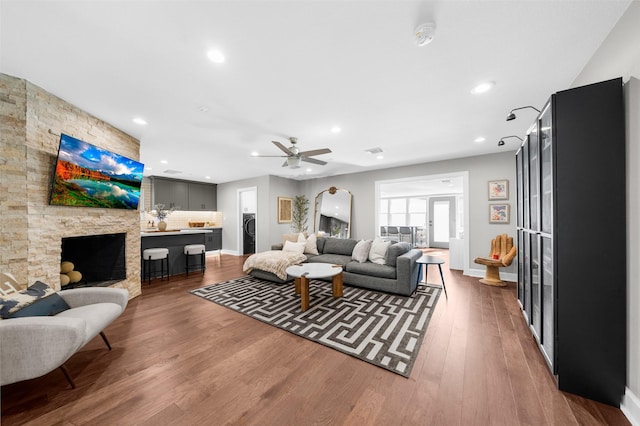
[190,276,441,377]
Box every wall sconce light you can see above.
[498,135,524,146]
[506,106,541,121]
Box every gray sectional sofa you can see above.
[249,237,422,296]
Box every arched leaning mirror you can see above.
[314,186,352,238]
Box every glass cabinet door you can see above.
[528,127,540,232]
[517,230,525,307]
[530,234,541,341]
[523,140,530,230]
[523,232,531,322]
[516,149,523,228]
[541,236,554,370]
[540,102,553,235]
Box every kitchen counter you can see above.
[140,228,222,280]
[141,229,213,237]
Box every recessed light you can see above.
[160,160,168,164]
[474,137,486,143]
[207,49,225,64]
[306,168,312,172]
[132,117,147,125]
[376,155,384,160]
[470,81,495,94]
[205,176,211,179]
[250,151,259,157]
[146,167,153,171]
[331,126,341,133]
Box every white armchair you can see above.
[0,287,128,388]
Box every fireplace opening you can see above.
[61,233,126,288]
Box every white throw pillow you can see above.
[283,233,304,245]
[368,238,391,265]
[352,239,372,263]
[283,240,306,254]
[302,233,319,255]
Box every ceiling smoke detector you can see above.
[415,23,436,46]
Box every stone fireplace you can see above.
[61,233,127,288]
[0,73,142,298]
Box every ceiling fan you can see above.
[254,137,332,168]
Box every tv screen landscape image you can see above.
[49,134,144,209]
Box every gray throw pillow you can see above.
[385,242,412,267]
[352,239,373,263]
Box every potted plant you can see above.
[291,195,309,234]
[152,203,175,231]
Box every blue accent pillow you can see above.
[0,281,70,319]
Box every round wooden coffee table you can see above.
[285,263,343,312]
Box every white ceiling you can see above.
[0,1,631,184]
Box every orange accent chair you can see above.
[474,234,517,287]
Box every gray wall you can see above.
[218,174,304,254]
[217,175,269,254]
[572,1,640,421]
[220,151,517,277]
[300,151,517,275]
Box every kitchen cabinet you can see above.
[516,78,625,407]
[204,228,222,251]
[188,182,217,211]
[141,231,207,277]
[150,177,217,211]
[151,177,188,209]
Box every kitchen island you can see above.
[141,229,216,279]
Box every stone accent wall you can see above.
[0,73,141,298]
[0,75,29,285]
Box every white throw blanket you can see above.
[242,250,307,280]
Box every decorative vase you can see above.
[157,220,167,231]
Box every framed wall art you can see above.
[277,196,293,223]
[488,179,509,200]
[489,203,510,224]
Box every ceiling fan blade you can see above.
[298,148,332,157]
[272,141,293,155]
[252,155,287,158]
[301,157,327,166]
[282,159,290,167]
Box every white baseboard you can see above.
[466,267,517,283]
[221,249,238,256]
[622,387,640,426]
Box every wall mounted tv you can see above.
[49,133,144,209]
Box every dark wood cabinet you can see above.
[204,228,222,251]
[188,182,217,211]
[151,177,188,209]
[150,177,217,211]
[516,78,626,407]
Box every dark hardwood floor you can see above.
[1,252,630,425]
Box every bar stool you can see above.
[380,226,388,238]
[184,244,206,276]
[386,226,399,242]
[142,248,169,285]
[399,226,413,245]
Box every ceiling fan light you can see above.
[287,157,301,168]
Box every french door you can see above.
[428,196,456,248]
